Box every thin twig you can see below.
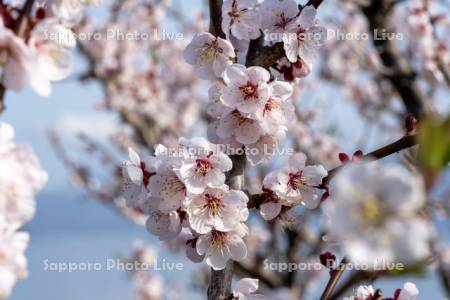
[248,134,418,208]
[319,257,349,300]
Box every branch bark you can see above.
[207,1,240,299]
[361,0,427,118]
[319,258,349,300]
[207,154,246,300]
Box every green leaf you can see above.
[418,116,450,175]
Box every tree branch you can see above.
[361,0,427,118]
[209,0,225,38]
[248,134,418,208]
[319,257,349,300]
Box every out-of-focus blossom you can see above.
[232,278,263,299]
[0,228,29,299]
[323,162,431,268]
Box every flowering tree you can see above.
[3,0,450,299]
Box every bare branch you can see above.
[319,257,349,300]
[361,0,427,118]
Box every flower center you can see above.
[200,42,221,61]
[204,192,223,215]
[195,158,212,176]
[287,171,306,190]
[240,81,257,99]
[211,230,227,249]
[264,97,281,114]
[274,12,294,30]
[360,194,383,226]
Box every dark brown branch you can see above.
[324,134,417,184]
[0,85,5,115]
[320,258,349,300]
[207,154,246,300]
[207,1,240,298]
[361,0,427,118]
[249,134,418,208]
[209,0,225,38]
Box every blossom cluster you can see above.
[123,138,249,270]
[343,282,419,300]
[0,0,100,96]
[260,153,327,220]
[182,1,327,165]
[77,0,205,139]
[221,0,325,74]
[0,122,47,298]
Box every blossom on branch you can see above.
[222,0,262,40]
[184,32,236,80]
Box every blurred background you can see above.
[2,0,450,299]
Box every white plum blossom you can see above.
[396,282,419,300]
[221,64,270,114]
[283,6,325,64]
[216,108,264,145]
[144,201,182,241]
[148,160,186,213]
[260,0,299,42]
[343,282,419,300]
[28,19,74,96]
[184,32,236,79]
[259,153,327,220]
[50,0,89,26]
[122,148,157,208]
[343,285,375,300]
[0,122,15,154]
[0,123,46,299]
[0,24,31,92]
[197,227,248,270]
[0,228,29,299]
[187,186,248,234]
[232,278,263,299]
[222,0,262,40]
[323,162,431,269]
[246,129,286,165]
[255,80,294,133]
[178,138,232,194]
[0,123,47,230]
